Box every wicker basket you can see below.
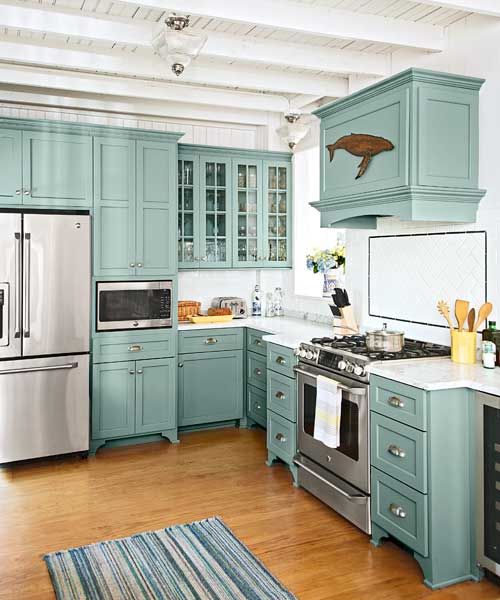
[178,300,201,322]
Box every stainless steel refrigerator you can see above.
[0,212,90,463]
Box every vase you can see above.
[323,269,340,297]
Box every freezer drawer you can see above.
[0,354,89,463]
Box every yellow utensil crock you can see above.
[451,330,477,364]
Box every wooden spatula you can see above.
[473,302,493,332]
[437,300,454,331]
[454,299,469,332]
[467,308,475,332]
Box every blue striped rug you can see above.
[44,516,296,600]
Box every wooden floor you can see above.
[0,428,499,600]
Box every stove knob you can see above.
[305,350,314,360]
[338,360,347,371]
[299,349,307,358]
[293,348,301,356]
[346,362,355,373]
[354,365,365,377]
[313,351,320,361]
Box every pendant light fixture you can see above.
[276,112,311,150]
[152,14,207,76]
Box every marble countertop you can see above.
[178,316,334,349]
[368,358,500,396]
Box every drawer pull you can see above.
[254,339,263,346]
[276,356,286,366]
[128,344,143,352]
[254,368,262,376]
[205,337,218,345]
[275,432,287,443]
[275,391,286,400]
[388,396,405,409]
[388,444,406,459]
[389,503,407,519]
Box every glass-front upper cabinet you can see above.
[200,157,232,268]
[233,160,263,267]
[178,155,200,269]
[264,161,292,267]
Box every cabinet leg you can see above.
[238,416,248,429]
[89,439,106,456]
[413,552,481,590]
[370,522,389,547]
[161,429,179,444]
[266,450,278,467]
[245,416,257,429]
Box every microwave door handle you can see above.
[293,366,366,397]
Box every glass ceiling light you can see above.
[152,14,207,77]
[276,113,310,150]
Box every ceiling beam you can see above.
[415,0,500,17]
[0,4,390,77]
[0,39,347,97]
[116,0,446,51]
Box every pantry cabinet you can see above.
[178,144,292,270]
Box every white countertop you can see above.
[178,316,334,349]
[368,358,500,396]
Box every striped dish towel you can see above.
[313,375,342,448]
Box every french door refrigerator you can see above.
[0,212,90,463]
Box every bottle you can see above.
[265,292,275,317]
[252,284,261,317]
[482,340,496,369]
[482,320,496,342]
[273,287,284,317]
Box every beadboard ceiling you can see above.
[0,0,496,114]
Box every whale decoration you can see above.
[326,133,395,179]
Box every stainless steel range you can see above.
[293,335,450,534]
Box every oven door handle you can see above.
[294,459,367,504]
[293,366,366,395]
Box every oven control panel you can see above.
[295,343,367,380]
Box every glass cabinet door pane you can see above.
[178,158,197,264]
[217,163,226,187]
[217,214,226,237]
[278,166,287,189]
[238,191,247,212]
[201,160,229,266]
[206,214,215,237]
[206,162,215,186]
[184,161,193,186]
[278,192,287,213]
[238,215,247,236]
[206,189,215,211]
[248,190,257,213]
[184,188,193,210]
[238,165,247,188]
[278,215,287,237]
[217,190,226,211]
[247,214,257,238]
[183,213,194,237]
[278,239,287,261]
[248,165,257,188]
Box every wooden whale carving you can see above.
[326,133,395,179]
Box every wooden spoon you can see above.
[437,300,454,331]
[467,308,476,332]
[454,299,469,332]
[473,302,493,332]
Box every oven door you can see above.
[96,281,172,331]
[295,363,369,494]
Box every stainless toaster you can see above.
[211,297,248,319]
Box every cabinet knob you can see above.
[387,444,406,459]
[254,368,262,376]
[137,369,143,375]
[388,396,405,409]
[389,503,407,519]
[256,404,262,410]
[15,189,21,195]
[129,370,135,375]
[276,356,286,365]
[275,391,286,400]
[254,339,262,346]
[130,262,136,268]
[275,432,287,443]
[23,189,31,195]
[178,363,184,368]
[136,263,143,268]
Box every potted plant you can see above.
[306,246,346,297]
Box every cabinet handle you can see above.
[388,396,405,409]
[129,370,135,375]
[178,363,184,368]
[275,432,287,443]
[137,369,143,375]
[276,356,286,365]
[128,345,143,352]
[205,337,218,345]
[254,368,262,376]
[387,444,406,459]
[254,339,262,346]
[23,189,31,195]
[15,189,21,195]
[389,503,407,519]
[129,262,136,268]
[275,391,286,400]
[136,263,143,268]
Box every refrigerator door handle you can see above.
[0,282,8,346]
[14,232,21,339]
[0,362,78,376]
[23,232,31,339]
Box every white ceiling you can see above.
[0,0,496,114]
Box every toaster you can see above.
[211,297,248,319]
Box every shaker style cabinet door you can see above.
[22,131,92,208]
[135,358,176,434]
[199,156,232,268]
[93,137,136,277]
[136,140,177,276]
[263,161,292,267]
[92,362,136,440]
[178,154,201,269]
[0,129,22,206]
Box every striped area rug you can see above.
[44,516,296,600]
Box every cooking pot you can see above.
[366,323,404,353]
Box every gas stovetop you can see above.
[296,335,451,382]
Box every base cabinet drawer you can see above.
[247,385,266,428]
[371,412,427,492]
[267,410,296,464]
[247,329,267,356]
[371,467,428,556]
[267,343,297,378]
[247,351,267,390]
[93,331,176,363]
[370,375,427,430]
[268,370,296,422]
[179,328,244,354]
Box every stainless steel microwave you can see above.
[96,281,173,332]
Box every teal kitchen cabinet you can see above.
[178,350,244,427]
[370,375,480,589]
[178,153,200,269]
[135,358,176,434]
[263,161,292,267]
[312,68,486,229]
[246,329,269,430]
[0,129,22,205]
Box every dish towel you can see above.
[313,375,342,448]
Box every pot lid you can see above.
[367,322,404,337]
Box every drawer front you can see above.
[370,375,427,431]
[371,412,427,492]
[247,352,267,391]
[93,332,176,363]
[247,385,267,428]
[371,467,428,556]
[247,329,268,356]
[267,343,297,378]
[267,410,296,464]
[268,371,296,422]
[179,328,244,354]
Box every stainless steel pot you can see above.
[366,323,404,352]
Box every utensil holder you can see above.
[451,330,477,364]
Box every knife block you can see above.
[336,305,359,335]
